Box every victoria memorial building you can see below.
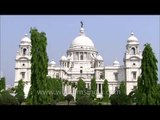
[14,23,142,98]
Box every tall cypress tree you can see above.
[90,77,97,100]
[76,79,86,101]
[102,79,109,102]
[56,79,64,101]
[119,81,126,95]
[46,76,55,104]
[29,28,49,104]
[15,79,25,104]
[137,43,158,105]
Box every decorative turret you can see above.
[124,32,142,94]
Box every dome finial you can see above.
[80,21,85,35]
[80,21,83,28]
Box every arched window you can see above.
[131,47,135,55]
[100,73,104,79]
[21,72,25,79]
[23,48,27,55]
[114,73,118,80]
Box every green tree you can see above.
[76,79,86,101]
[119,81,126,95]
[71,82,76,88]
[43,77,64,104]
[15,79,25,104]
[90,77,96,100]
[102,79,109,102]
[155,83,160,104]
[110,81,130,105]
[55,78,64,102]
[137,43,158,105]
[0,77,6,91]
[109,94,118,105]
[45,77,55,104]
[133,76,145,105]
[0,91,18,105]
[128,86,137,104]
[65,94,74,105]
[29,28,50,104]
[76,96,92,105]
[26,86,33,105]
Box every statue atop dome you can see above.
[80,21,83,28]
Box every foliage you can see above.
[119,81,126,95]
[155,84,160,104]
[56,79,64,101]
[29,28,50,104]
[128,87,137,104]
[44,77,64,104]
[90,77,96,100]
[76,79,86,101]
[0,77,6,91]
[26,86,33,105]
[65,94,74,105]
[15,79,25,104]
[76,95,97,105]
[0,91,19,105]
[109,94,118,105]
[110,81,130,105]
[71,82,77,88]
[76,86,97,105]
[136,43,158,105]
[52,78,64,102]
[102,79,109,102]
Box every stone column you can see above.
[101,83,102,94]
[97,83,99,94]
[64,85,66,95]
[78,52,80,60]
[69,85,71,94]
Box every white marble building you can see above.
[14,23,142,98]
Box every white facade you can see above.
[14,25,142,98]
[14,34,31,98]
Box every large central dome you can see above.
[71,35,94,48]
[70,26,95,49]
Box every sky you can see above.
[0,15,159,86]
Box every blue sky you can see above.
[0,15,159,86]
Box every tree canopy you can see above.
[29,28,50,104]
[136,43,158,105]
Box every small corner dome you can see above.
[113,60,120,66]
[128,32,138,42]
[21,34,31,43]
[50,59,56,65]
[96,55,103,60]
[61,56,67,61]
